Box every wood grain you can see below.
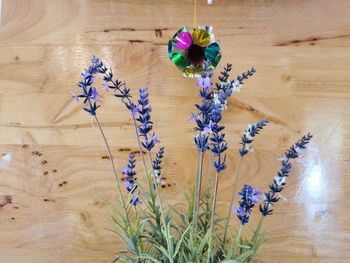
[0,0,349,262]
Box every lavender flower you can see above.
[193,62,214,152]
[73,55,139,116]
[201,121,214,135]
[210,105,228,173]
[131,104,139,116]
[237,67,256,84]
[194,134,210,153]
[74,68,101,116]
[188,113,199,122]
[152,147,165,183]
[90,56,136,112]
[122,153,139,206]
[239,119,269,157]
[216,63,232,88]
[284,132,313,160]
[215,65,256,110]
[136,88,159,151]
[233,184,262,225]
[259,133,313,216]
[91,87,101,102]
[192,62,230,171]
[196,76,212,89]
[151,134,160,144]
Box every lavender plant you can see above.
[72,56,313,263]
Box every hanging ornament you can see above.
[168,26,221,78]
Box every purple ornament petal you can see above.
[176,32,192,50]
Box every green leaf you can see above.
[174,223,192,258]
[153,243,171,259]
[137,254,162,263]
[235,249,255,261]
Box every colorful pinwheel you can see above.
[168,26,221,77]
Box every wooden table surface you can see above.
[0,0,349,262]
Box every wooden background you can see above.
[0,0,349,262]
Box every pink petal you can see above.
[176,32,192,50]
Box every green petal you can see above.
[168,41,173,59]
[205,43,220,62]
[172,53,190,69]
[212,54,222,67]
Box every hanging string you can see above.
[193,0,197,28]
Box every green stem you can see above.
[193,151,204,229]
[246,215,265,262]
[94,116,126,208]
[207,170,220,263]
[233,224,243,257]
[251,214,265,244]
[223,157,243,243]
[209,172,220,231]
[206,151,213,191]
[131,116,157,213]
[94,115,133,239]
[132,116,148,176]
[147,151,166,225]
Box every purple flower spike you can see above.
[176,31,192,50]
[121,153,139,206]
[260,133,313,216]
[234,184,260,225]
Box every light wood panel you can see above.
[0,0,349,262]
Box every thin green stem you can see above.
[232,224,243,257]
[206,151,213,191]
[207,170,220,263]
[209,172,220,231]
[223,156,243,243]
[147,151,166,224]
[193,151,204,229]
[132,116,148,175]
[94,116,126,208]
[251,214,265,244]
[247,214,265,262]
[94,115,134,245]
